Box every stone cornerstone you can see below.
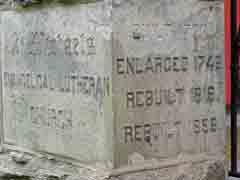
[0,0,226,180]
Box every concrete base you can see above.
[0,149,226,180]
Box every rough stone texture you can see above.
[0,150,227,180]
[0,149,111,180]
[0,0,226,180]
[1,1,113,164]
[112,0,225,168]
[111,160,226,180]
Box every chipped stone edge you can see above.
[110,154,226,176]
[2,144,108,171]
[0,143,227,177]
[0,147,227,180]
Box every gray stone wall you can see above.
[0,0,226,180]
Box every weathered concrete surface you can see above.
[0,0,226,180]
[1,1,113,164]
[112,0,225,168]
[0,150,227,180]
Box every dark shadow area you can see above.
[15,0,100,9]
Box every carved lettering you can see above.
[192,117,218,134]
[4,72,110,106]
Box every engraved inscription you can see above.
[9,32,97,57]
[30,105,73,130]
[4,72,110,105]
[116,55,223,76]
[113,3,224,166]
[126,84,221,109]
[2,10,111,162]
[122,116,218,145]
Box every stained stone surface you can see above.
[1,2,113,163]
[112,0,225,167]
[0,150,227,180]
[0,0,226,179]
